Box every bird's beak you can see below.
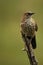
[28,13,35,15]
[30,13,35,15]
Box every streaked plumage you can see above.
[20,11,38,49]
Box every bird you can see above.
[20,11,38,49]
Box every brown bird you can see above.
[20,11,38,49]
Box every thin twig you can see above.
[25,37,38,65]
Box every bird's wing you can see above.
[35,23,38,31]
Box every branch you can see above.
[24,37,38,65]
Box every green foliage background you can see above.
[0,0,43,65]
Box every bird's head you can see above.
[24,11,35,19]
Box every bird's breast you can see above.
[20,18,35,37]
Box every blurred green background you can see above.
[0,0,43,65]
